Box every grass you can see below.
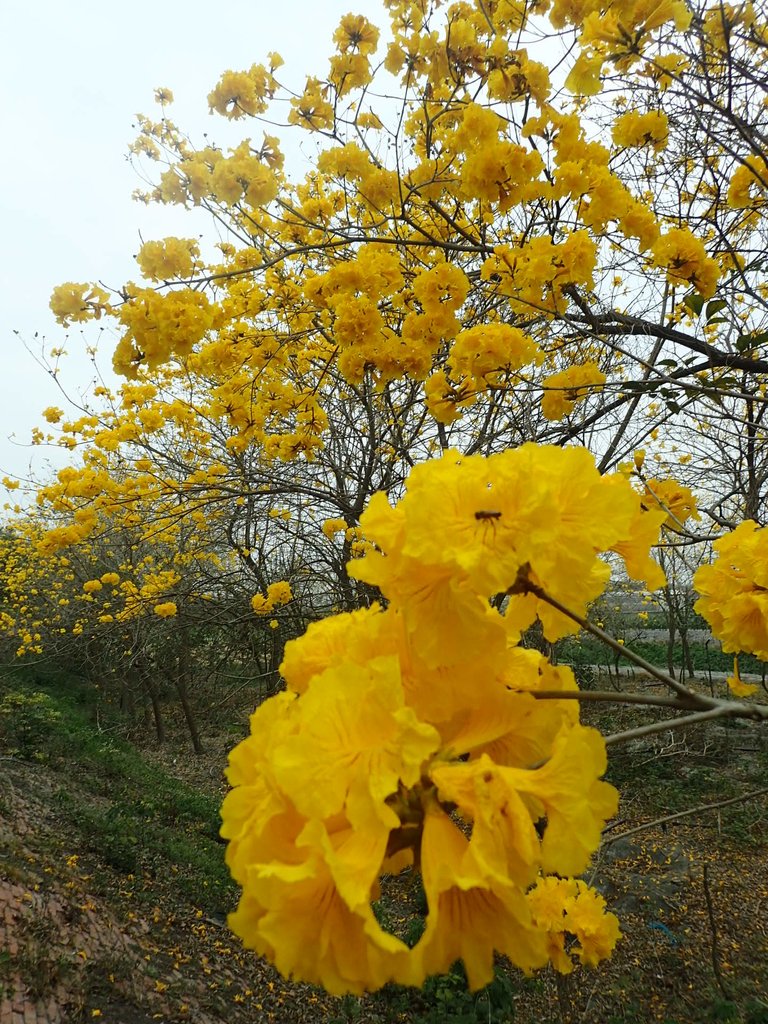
[2,660,767,1023]
[0,668,234,914]
[557,634,768,681]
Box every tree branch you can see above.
[604,786,768,844]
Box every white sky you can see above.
[0,0,382,485]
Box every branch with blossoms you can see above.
[20,0,768,1003]
[219,442,768,994]
[219,436,768,993]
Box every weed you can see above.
[0,689,62,760]
[708,999,739,1021]
[367,962,517,1024]
[0,672,235,911]
[745,999,768,1024]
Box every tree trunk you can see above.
[142,672,165,744]
[176,629,204,754]
[119,677,136,721]
[681,629,695,679]
[666,601,677,681]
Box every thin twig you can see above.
[703,864,732,1001]
[522,582,713,705]
[530,689,698,710]
[604,706,734,746]
[604,787,768,843]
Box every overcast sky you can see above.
[0,0,382,485]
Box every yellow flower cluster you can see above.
[643,479,700,531]
[612,110,669,152]
[321,518,348,539]
[449,324,541,385]
[652,229,721,299]
[487,50,551,105]
[49,283,111,327]
[207,62,280,119]
[452,104,545,211]
[541,362,607,421]
[528,876,621,972]
[423,370,476,425]
[251,581,293,616]
[727,157,768,209]
[118,569,181,622]
[694,521,768,661]
[222,446,664,993]
[484,231,598,316]
[113,287,217,376]
[563,0,692,94]
[136,238,200,281]
[288,76,335,132]
[155,140,279,211]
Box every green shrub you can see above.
[0,690,62,760]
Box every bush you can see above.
[0,690,63,760]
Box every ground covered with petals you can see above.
[1,671,766,1023]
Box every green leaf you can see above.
[736,331,768,353]
[705,299,727,322]
[683,292,705,316]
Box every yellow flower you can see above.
[222,447,639,993]
[280,605,393,695]
[652,228,721,298]
[612,109,669,151]
[153,602,177,618]
[694,522,768,658]
[270,656,439,830]
[540,363,606,421]
[228,819,412,995]
[322,517,347,539]
[643,478,700,531]
[528,876,620,971]
[414,804,548,990]
[565,52,604,95]
[726,658,758,699]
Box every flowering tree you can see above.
[3,0,768,997]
